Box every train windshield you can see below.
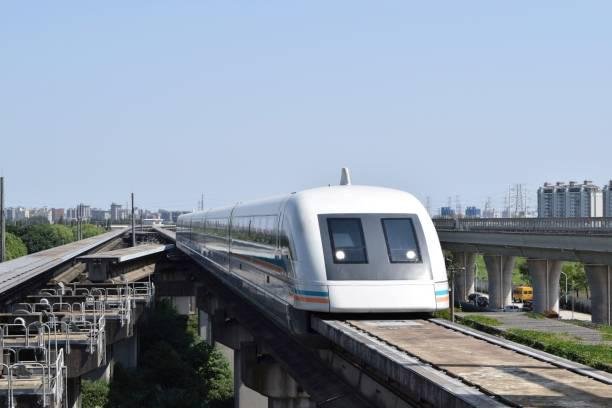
[327,218,368,263]
[381,218,421,263]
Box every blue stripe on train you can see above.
[435,289,449,296]
[291,289,329,297]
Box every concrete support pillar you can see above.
[452,252,477,302]
[527,259,562,314]
[584,265,612,325]
[228,345,268,408]
[199,309,213,345]
[483,255,516,309]
[114,329,138,368]
[67,376,82,408]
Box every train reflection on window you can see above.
[327,218,368,264]
[381,218,421,263]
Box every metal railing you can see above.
[433,217,612,234]
[0,347,65,408]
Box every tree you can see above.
[78,224,106,239]
[19,224,74,253]
[5,232,27,260]
[106,301,233,408]
[562,262,589,298]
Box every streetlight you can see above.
[560,270,568,312]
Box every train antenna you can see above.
[340,168,352,186]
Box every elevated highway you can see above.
[434,218,612,324]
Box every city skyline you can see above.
[5,176,612,219]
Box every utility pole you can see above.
[450,266,455,322]
[76,204,81,241]
[1,177,5,263]
[131,193,136,247]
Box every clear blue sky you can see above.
[1,2,610,212]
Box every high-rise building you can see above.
[604,181,612,217]
[91,209,110,221]
[110,203,122,222]
[538,180,603,218]
[440,206,455,218]
[30,207,52,223]
[465,206,481,218]
[76,204,91,221]
[51,208,65,223]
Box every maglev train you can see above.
[176,170,448,333]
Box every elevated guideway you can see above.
[0,227,168,407]
[312,317,612,407]
[157,225,612,407]
[152,224,176,242]
[0,228,128,298]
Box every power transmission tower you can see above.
[131,193,136,247]
[1,177,5,262]
[455,195,462,218]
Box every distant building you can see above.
[30,207,52,223]
[538,180,603,218]
[6,207,27,222]
[77,204,91,221]
[465,206,481,218]
[440,206,455,218]
[143,218,163,226]
[65,208,77,221]
[110,203,122,222]
[51,208,65,223]
[91,208,110,221]
[604,181,612,217]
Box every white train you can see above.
[177,171,448,333]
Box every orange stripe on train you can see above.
[293,294,329,304]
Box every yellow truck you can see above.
[513,286,533,302]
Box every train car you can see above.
[176,171,448,333]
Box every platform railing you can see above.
[433,217,612,234]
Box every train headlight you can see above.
[335,250,346,261]
[406,250,417,260]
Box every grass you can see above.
[561,320,612,341]
[461,314,502,327]
[598,325,612,341]
[525,312,545,319]
[433,309,451,320]
[505,328,612,372]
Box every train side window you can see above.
[381,218,421,263]
[327,218,368,264]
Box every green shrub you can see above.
[82,380,109,408]
[5,232,27,260]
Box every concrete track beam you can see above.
[527,259,562,314]
[584,265,612,325]
[483,255,515,308]
[452,252,476,302]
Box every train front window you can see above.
[327,218,368,264]
[381,218,421,263]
